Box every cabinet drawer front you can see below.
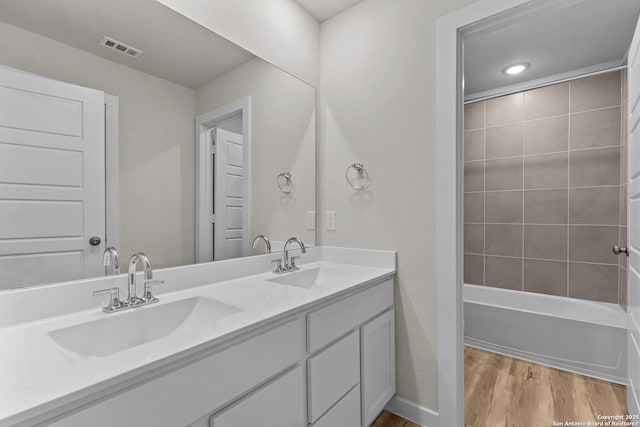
[307,279,393,353]
[312,385,360,427]
[210,366,304,427]
[308,331,359,423]
[51,319,303,427]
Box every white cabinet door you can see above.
[361,309,395,427]
[210,366,304,427]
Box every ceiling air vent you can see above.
[99,36,142,58]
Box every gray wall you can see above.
[464,70,626,304]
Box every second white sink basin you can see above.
[48,297,241,358]
[268,267,354,289]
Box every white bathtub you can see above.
[464,284,627,384]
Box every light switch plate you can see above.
[325,211,336,231]
[306,211,315,230]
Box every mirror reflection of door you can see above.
[212,127,247,261]
[0,65,106,289]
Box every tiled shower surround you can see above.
[464,70,627,304]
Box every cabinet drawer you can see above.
[51,319,303,427]
[312,385,360,427]
[307,279,393,353]
[308,331,359,423]
[210,366,304,427]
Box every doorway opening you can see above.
[195,97,251,262]
[436,1,640,425]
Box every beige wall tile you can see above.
[569,225,619,264]
[464,161,484,192]
[523,225,567,260]
[464,129,484,161]
[569,187,620,225]
[523,189,568,224]
[485,157,523,191]
[524,82,569,120]
[523,259,567,297]
[524,115,568,155]
[486,224,522,257]
[524,152,568,189]
[465,101,484,130]
[485,256,522,290]
[570,107,621,150]
[569,147,620,187]
[464,254,484,286]
[486,123,523,159]
[485,191,522,223]
[568,262,619,303]
[486,92,524,126]
[464,224,484,254]
[570,70,621,113]
[464,192,484,223]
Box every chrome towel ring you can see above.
[276,172,295,194]
[345,163,371,190]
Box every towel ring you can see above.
[345,163,371,190]
[276,172,295,194]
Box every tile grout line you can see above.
[463,143,623,164]
[567,80,571,298]
[466,103,622,132]
[483,100,486,287]
[521,94,525,292]
[463,252,621,267]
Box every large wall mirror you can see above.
[0,0,316,291]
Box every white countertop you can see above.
[0,247,395,426]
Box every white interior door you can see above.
[213,128,246,261]
[0,65,105,290]
[627,16,640,416]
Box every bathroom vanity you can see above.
[0,247,396,427]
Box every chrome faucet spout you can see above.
[127,253,152,305]
[252,235,272,254]
[283,237,306,271]
[103,247,120,276]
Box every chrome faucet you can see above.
[252,235,272,254]
[103,247,120,276]
[283,237,306,272]
[93,252,164,313]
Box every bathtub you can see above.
[464,284,627,384]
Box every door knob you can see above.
[89,236,102,246]
[613,245,629,256]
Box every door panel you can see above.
[627,15,640,416]
[0,65,105,290]
[213,128,246,261]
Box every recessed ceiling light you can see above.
[502,63,530,75]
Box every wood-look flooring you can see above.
[465,346,628,427]
[371,410,419,427]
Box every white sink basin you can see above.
[48,297,241,357]
[268,267,354,289]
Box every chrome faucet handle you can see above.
[93,287,122,313]
[143,279,165,303]
[288,256,302,271]
[271,259,285,274]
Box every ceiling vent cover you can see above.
[99,36,142,58]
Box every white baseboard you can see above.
[385,396,439,427]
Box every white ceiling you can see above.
[0,0,255,89]
[295,0,363,22]
[464,0,640,98]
